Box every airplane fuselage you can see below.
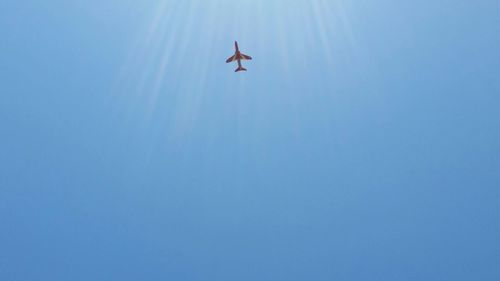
[234,42,243,67]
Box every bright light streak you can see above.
[114,0,357,139]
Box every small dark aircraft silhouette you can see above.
[226,41,252,72]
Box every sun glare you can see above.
[114,0,356,138]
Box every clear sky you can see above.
[1,0,499,280]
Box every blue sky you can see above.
[1,1,499,280]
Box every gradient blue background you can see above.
[1,1,499,280]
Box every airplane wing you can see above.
[240,54,252,60]
[226,55,237,63]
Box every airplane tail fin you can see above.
[235,66,247,72]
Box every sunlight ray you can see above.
[114,0,358,138]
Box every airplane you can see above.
[226,41,252,72]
